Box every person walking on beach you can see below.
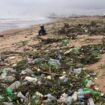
[38,25,47,36]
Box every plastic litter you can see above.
[43,94,57,105]
[8,81,21,90]
[24,76,38,84]
[72,68,82,74]
[20,68,34,75]
[58,93,73,105]
[5,88,14,99]
[72,91,78,101]
[0,21,105,105]
[59,75,68,83]
[84,79,93,88]
[17,92,26,99]
[1,70,7,79]
[48,58,61,69]
[72,47,81,54]
[3,102,14,105]
[62,39,69,46]
[78,88,100,99]
[87,98,95,105]
[0,95,4,101]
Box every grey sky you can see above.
[0,0,105,18]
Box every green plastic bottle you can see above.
[5,88,14,99]
[62,39,69,46]
[83,88,91,94]
[84,79,89,86]
[84,79,93,87]
[83,88,100,97]
[91,90,100,97]
[72,47,81,55]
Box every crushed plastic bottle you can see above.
[48,58,61,69]
[0,95,4,101]
[5,88,14,99]
[72,68,82,74]
[84,79,93,88]
[59,75,68,83]
[66,96,73,105]
[0,69,7,79]
[17,91,29,103]
[33,58,44,64]
[72,91,78,101]
[42,94,57,105]
[20,68,34,75]
[87,98,95,105]
[83,88,100,97]
[8,81,21,90]
[62,39,69,46]
[24,76,38,84]
[58,93,74,105]
[72,47,81,55]
[3,102,14,105]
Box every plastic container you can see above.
[78,95,84,102]
[72,91,78,101]
[83,88,100,97]
[3,102,14,105]
[87,98,95,105]
[62,39,69,46]
[5,88,14,99]
[84,79,93,87]
[48,58,61,69]
[66,96,73,105]
[25,76,38,83]
[8,81,21,90]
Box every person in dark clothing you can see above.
[38,25,47,36]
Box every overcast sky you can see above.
[0,0,105,19]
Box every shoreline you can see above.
[0,17,56,36]
[0,18,59,53]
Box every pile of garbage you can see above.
[54,21,105,37]
[0,66,103,105]
[0,39,105,105]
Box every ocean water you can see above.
[0,18,52,32]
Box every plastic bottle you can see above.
[83,88,100,97]
[5,88,14,99]
[72,91,78,101]
[72,47,81,54]
[62,39,69,46]
[83,90,91,95]
[0,95,4,101]
[25,76,38,84]
[84,79,93,88]
[48,58,61,69]
[78,95,85,102]
[78,89,85,102]
[3,102,14,105]
[8,81,21,90]
[1,69,7,79]
[86,80,93,88]
[87,98,95,105]
[66,96,73,105]
[78,89,84,95]
[91,90,100,97]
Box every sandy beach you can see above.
[1,0,105,104]
[0,17,56,52]
[0,16,104,52]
